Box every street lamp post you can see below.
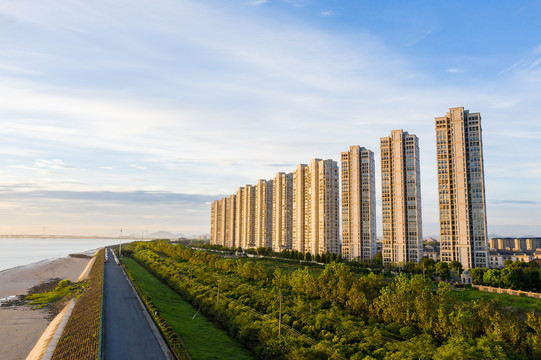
[119,229,122,257]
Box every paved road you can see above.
[102,249,173,360]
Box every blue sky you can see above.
[0,0,539,237]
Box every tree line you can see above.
[126,241,541,359]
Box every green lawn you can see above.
[451,288,541,313]
[122,257,255,360]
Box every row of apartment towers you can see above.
[211,107,489,269]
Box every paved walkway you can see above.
[102,249,173,360]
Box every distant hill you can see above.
[147,231,187,240]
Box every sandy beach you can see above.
[0,254,94,360]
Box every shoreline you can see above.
[0,251,99,360]
[0,247,104,274]
[0,251,96,300]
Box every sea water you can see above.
[0,238,129,272]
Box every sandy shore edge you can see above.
[0,250,100,360]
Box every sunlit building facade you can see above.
[436,107,488,269]
[381,130,423,265]
[273,172,293,252]
[292,164,308,253]
[292,159,340,256]
[235,187,244,249]
[225,194,236,248]
[341,146,376,262]
[242,185,256,249]
[255,179,273,249]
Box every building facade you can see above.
[225,195,236,248]
[210,200,217,245]
[272,172,293,252]
[255,179,273,249]
[210,197,228,246]
[235,187,244,249]
[316,159,341,255]
[380,130,423,265]
[490,238,541,251]
[341,146,377,262]
[242,185,256,249]
[218,197,227,245]
[292,164,307,253]
[291,159,340,256]
[436,107,488,269]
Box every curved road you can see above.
[102,249,174,360]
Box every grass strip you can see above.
[123,257,255,360]
[451,288,541,313]
[26,279,85,309]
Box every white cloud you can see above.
[0,1,539,235]
[445,68,465,73]
[320,10,334,16]
[247,0,269,5]
[405,27,435,46]
[9,159,72,174]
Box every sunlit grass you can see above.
[123,257,255,360]
[26,279,85,309]
[451,288,541,313]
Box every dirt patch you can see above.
[27,278,63,295]
[69,253,93,259]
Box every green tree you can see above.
[448,261,463,275]
[435,262,450,281]
[373,251,383,265]
[421,256,435,275]
[483,269,501,288]
[469,267,485,285]
[272,268,286,289]
[387,334,437,359]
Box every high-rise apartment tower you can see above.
[242,185,256,249]
[235,187,244,249]
[435,107,488,269]
[341,146,376,262]
[273,172,293,252]
[292,164,308,253]
[292,159,340,256]
[255,179,273,249]
[210,200,217,245]
[225,195,236,248]
[380,130,423,265]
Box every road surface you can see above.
[102,249,174,360]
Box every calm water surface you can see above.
[0,238,129,272]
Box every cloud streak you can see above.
[0,1,539,236]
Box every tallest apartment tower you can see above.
[436,107,489,269]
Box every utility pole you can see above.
[119,229,122,257]
[217,279,221,307]
[278,292,282,336]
